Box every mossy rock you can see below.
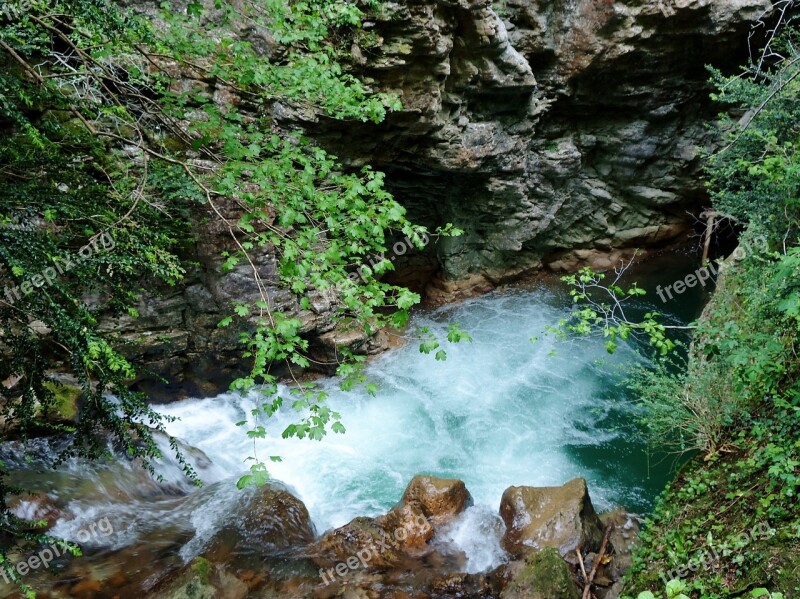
[44,381,80,421]
[146,557,247,599]
[500,478,606,558]
[501,548,580,599]
[149,558,218,599]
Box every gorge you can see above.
[1,0,798,598]
[114,0,769,400]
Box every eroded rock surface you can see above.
[296,0,770,299]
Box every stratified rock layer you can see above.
[307,0,771,289]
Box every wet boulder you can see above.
[378,503,436,552]
[8,492,68,531]
[205,482,316,565]
[499,478,606,558]
[500,547,580,599]
[238,483,316,549]
[401,475,473,527]
[312,475,472,573]
[313,505,434,571]
[314,516,399,570]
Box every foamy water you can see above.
[149,286,668,571]
[3,285,681,576]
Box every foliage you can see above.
[623,247,800,596]
[622,16,800,599]
[551,263,680,356]
[706,27,800,242]
[636,584,784,599]
[0,0,462,591]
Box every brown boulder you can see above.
[312,475,472,575]
[314,506,434,571]
[499,478,606,558]
[401,475,472,527]
[238,484,316,549]
[205,483,316,565]
[377,503,435,552]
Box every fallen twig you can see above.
[582,523,614,599]
[576,548,588,583]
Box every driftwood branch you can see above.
[581,523,614,599]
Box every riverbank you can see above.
[621,254,800,597]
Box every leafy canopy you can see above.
[0,0,463,591]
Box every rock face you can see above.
[119,0,770,395]
[499,477,606,558]
[305,0,770,290]
[104,196,387,401]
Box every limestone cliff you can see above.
[119,0,771,397]
[298,0,770,293]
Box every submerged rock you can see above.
[499,477,606,558]
[500,547,580,599]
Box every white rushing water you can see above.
[2,285,678,578]
[144,285,666,572]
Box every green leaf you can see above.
[186,1,203,17]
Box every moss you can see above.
[621,260,800,598]
[189,557,212,583]
[502,548,580,599]
[43,381,80,421]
